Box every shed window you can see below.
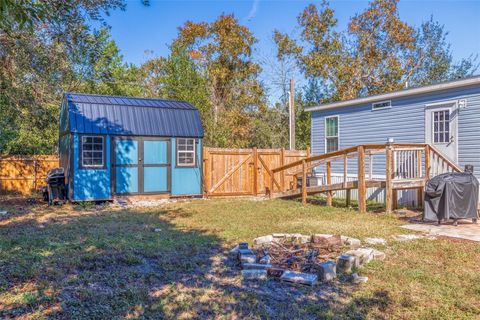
[433,110,450,143]
[81,136,104,168]
[325,116,339,153]
[177,138,196,167]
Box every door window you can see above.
[433,110,450,143]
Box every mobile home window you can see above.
[177,138,196,166]
[81,136,104,168]
[325,116,339,153]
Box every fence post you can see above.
[280,148,285,192]
[385,144,394,214]
[203,147,209,198]
[424,144,431,180]
[326,161,332,206]
[253,148,258,196]
[416,149,424,208]
[357,146,366,213]
[302,159,307,205]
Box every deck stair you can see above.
[269,143,461,213]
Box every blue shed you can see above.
[306,76,480,205]
[59,93,204,201]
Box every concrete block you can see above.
[280,270,317,286]
[253,235,274,246]
[365,237,387,245]
[242,269,267,280]
[318,261,336,282]
[312,234,333,243]
[341,236,362,249]
[336,254,356,274]
[239,254,256,264]
[241,263,272,270]
[238,248,254,256]
[394,234,424,241]
[352,273,368,284]
[345,248,374,267]
[371,249,386,261]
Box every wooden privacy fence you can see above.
[0,156,59,194]
[203,147,309,197]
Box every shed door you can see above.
[114,138,139,194]
[425,103,458,163]
[143,140,170,193]
[113,137,170,194]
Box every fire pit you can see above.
[231,233,384,286]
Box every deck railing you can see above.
[270,143,461,213]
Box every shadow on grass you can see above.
[0,200,394,319]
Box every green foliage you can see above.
[408,16,479,87]
[170,14,266,148]
[0,2,141,155]
[140,48,214,144]
[274,0,478,102]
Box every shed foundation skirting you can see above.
[313,172,420,207]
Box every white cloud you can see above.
[245,0,260,21]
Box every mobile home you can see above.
[307,76,480,205]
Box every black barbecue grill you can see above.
[44,168,66,205]
[424,170,479,225]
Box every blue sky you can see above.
[103,0,480,66]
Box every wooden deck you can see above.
[269,143,461,213]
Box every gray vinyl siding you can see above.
[310,84,480,205]
[458,91,480,174]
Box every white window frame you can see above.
[81,135,105,168]
[177,138,196,167]
[372,100,392,111]
[324,116,339,153]
[432,109,451,144]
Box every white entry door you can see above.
[425,102,458,162]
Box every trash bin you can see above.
[424,172,479,224]
[45,168,66,205]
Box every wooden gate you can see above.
[203,147,308,197]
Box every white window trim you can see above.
[177,138,196,167]
[324,116,339,153]
[372,100,392,111]
[81,135,105,168]
[424,100,459,163]
[431,109,452,145]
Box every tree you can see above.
[140,48,213,144]
[171,14,266,147]
[407,17,478,87]
[0,1,137,154]
[79,29,143,97]
[274,0,478,103]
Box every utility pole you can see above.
[289,79,296,150]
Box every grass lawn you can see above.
[0,196,479,319]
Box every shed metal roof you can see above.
[64,93,204,137]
